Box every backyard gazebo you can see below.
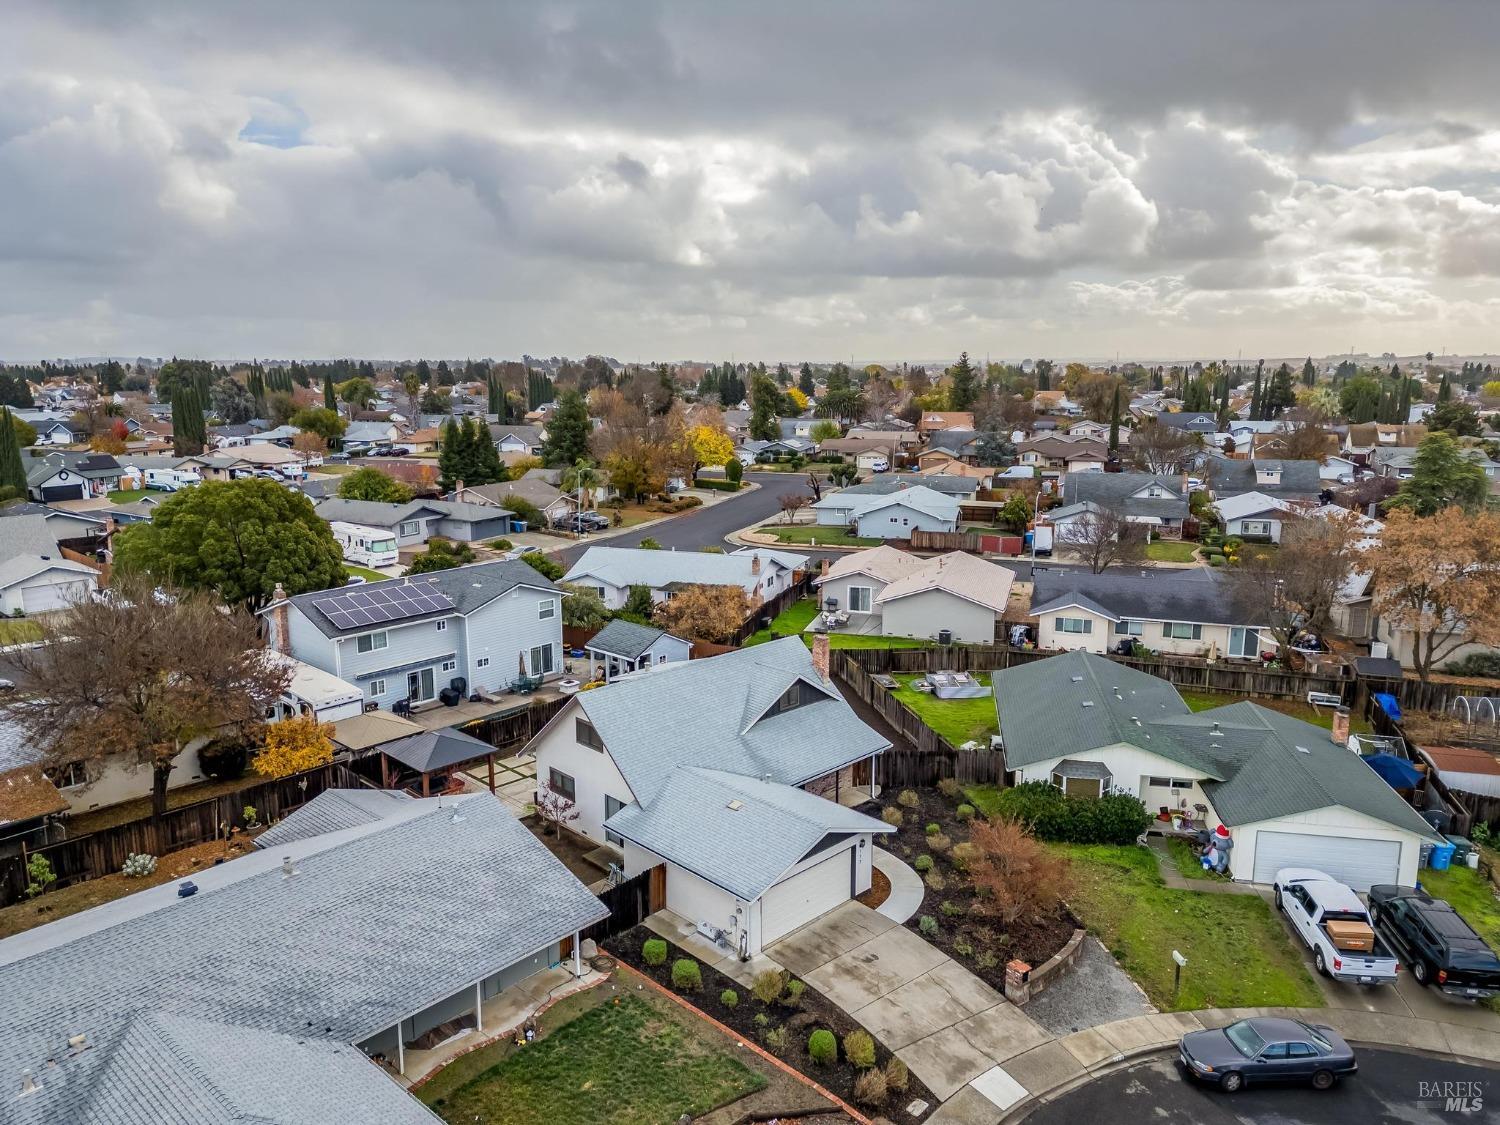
[378,725,501,797]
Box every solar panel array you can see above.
[311,582,456,631]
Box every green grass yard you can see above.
[1417,865,1500,1012]
[891,674,998,747]
[0,619,45,645]
[343,565,390,583]
[424,992,764,1125]
[962,784,1005,818]
[1057,843,1324,1011]
[1179,690,1371,734]
[756,524,880,547]
[1145,540,1199,563]
[744,598,932,649]
[107,488,149,504]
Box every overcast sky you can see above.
[5,1,1500,363]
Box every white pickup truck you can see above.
[1274,868,1400,986]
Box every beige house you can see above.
[815,546,1014,644]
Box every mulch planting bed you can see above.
[613,924,936,1115]
[882,786,1075,990]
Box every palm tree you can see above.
[561,458,602,511]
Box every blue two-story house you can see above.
[263,561,564,711]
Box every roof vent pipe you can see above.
[19,1069,39,1096]
[281,856,298,879]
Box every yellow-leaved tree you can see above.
[254,714,334,778]
[687,424,736,471]
[784,386,809,412]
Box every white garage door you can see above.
[21,581,82,614]
[1252,830,1401,891]
[761,848,853,945]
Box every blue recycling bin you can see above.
[1429,840,1456,870]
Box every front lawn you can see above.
[1145,540,1199,563]
[891,674,997,746]
[756,524,880,547]
[1057,843,1324,1011]
[343,564,390,583]
[427,992,764,1125]
[107,488,149,504]
[0,618,45,645]
[1179,690,1371,734]
[962,784,1005,818]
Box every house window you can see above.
[356,631,388,654]
[1228,627,1261,658]
[530,644,556,676]
[604,795,625,847]
[476,657,490,668]
[576,718,605,752]
[399,521,421,537]
[548,768,576,802]
[367,679,386,698]
[1162,622,1203,640]
[539,599,557,620]
[1113,620,1144,636]
[436,619,447,632]
[1055,617,1092,635]
[441,659,457,673]
[1147,776,1196,789]
[773,679,823,715]
[46,761,87,789]
[1242,520,1271,536]
[848,586,873,613]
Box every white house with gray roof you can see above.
[811,484,961,540]
[583,619,693,682]
[314,497,515,546]
[0,791,605,1122]
[993,651,1441,890]
[263,560,564,710]
[562,546,806,611]
[525,637,892,955]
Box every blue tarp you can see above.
[1373,692,1403,722]
[1364,752,1423,789]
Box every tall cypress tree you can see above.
[323,372,337,413]
[1108,387,1121,453]
[1301,357,1317,388]
[1249,361,1264,420]
[0,408,26,496]
[1438,373,1452,402]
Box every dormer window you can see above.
[773,679,824,715]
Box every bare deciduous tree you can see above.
[1129,422,1201,474]
[778,492,811,524]
[1226,512,1365,661]
[535,781,580,837]
[1056,506,1147,573]
[1,577,290,821]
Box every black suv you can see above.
[1368,885,1500,999]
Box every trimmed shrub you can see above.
[720,989,739,1009]
[924,822,940,836]
[1443,652,1500,678]
[642,938,668,967]
[949,841,978,871]
[843,1029,877,1068]
[751,969,786,1005]
[927,832,952,852]
[918,914,938,936]
[853,1068,889,1106]
[953,936,974,958]
[121,853,157,878]
[956,803,976,822]
[671,958,702,991]
[937,777,963,799]
[881,807,904,827]
[725,459,743,485]
[924,870,947,891]
[765,1026,787,1050]
[991,781,1149,845]
[784,979,806,1007]
[487,538,513,551]
[913,854,934,873]
[940,900,963,917]
[753,1012,771,1029]
[1208,554,1224,566]
[897,789,920,809]
[885,1057,910,1093]
[808,1029,837,1065]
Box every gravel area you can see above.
[1020,935,1153,1036]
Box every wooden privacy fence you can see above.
[840,644,1351,703]
[878,748,1006,789]
[911,528,982,553]
[462,696,569,751]
[578,865,663,945]
[1,762,361,907]
[834,653,965,755]
[1356,674,1500,718]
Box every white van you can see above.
[331,521,399,569]
[144,467,201,492]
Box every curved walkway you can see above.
[872,847,924,923]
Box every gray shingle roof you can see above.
[571,636,889,805]
[1206,455,1323,500]
[562,546,806,592]
[314,497,513,529]
[992,651,1196,770]
[0,793,604,1124]
[379,727,496,774]
[1029,568,1265,628]
[839,474,980,497]
[0,514,69,566]
[1156,412,1218,432]
[1062,472,1189,520]
[605,768,893,901]
[253,789,414,850]
[585,618,672,661]
[286,559,558,638]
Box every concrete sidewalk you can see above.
[930,1003,1500,1123]
[871,847,924,923]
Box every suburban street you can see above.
[1026,1048,1494,1124]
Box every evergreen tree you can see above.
[1108,387,1121,453]
[323,372,336,413]
[1263,363,1296,419]
[540,389,591,466]
[948,351,978,412]
[1438,372,1452,402]
[1396,367,1412,423]
[748,372,781,440]
[1301,357,1316,388]
[775,362,791,386]
[1249,360,1264,420]
[798,363,815,397]
[0,407,26,496]
[471,416,506,485]
[437,418,465,491]
[1216,364,1232,428]
[171,386,206,456]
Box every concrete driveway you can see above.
[768,902,1052,1102]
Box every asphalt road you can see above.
[1026,1048,1495,1125]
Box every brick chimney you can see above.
[454,479,464,501]
[811,633,830,683]
[819,558,830,578]
[750,554,761,576]
[1331,706,1350,746]
[270,582,290,655]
